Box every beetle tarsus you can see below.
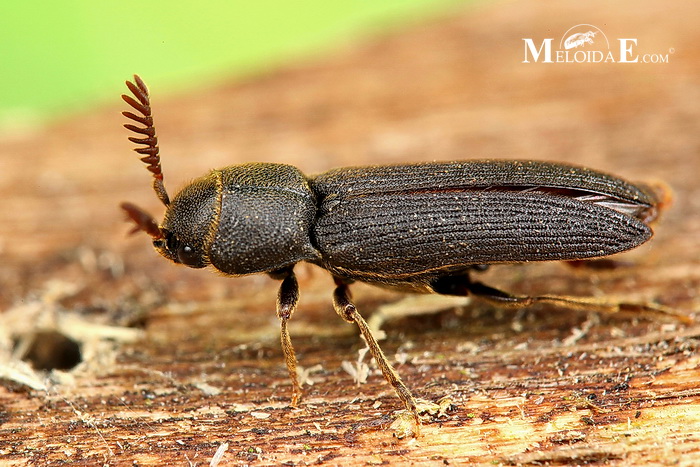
[332,279,421,434]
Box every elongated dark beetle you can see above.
[121,75,683,433]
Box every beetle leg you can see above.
[478,287,691,323]
[332,278,421,429]
[276,268,302,405]
[444,277,691,323]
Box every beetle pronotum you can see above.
[121,75,684,434]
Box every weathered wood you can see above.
[1,0,699,464]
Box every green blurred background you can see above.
[0,0,461,126]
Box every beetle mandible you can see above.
[121,75,681,431]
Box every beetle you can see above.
[120,75,681,431]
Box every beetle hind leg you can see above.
[431,274,691,323]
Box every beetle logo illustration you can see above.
[564,31,597,49]
[559,24,609,52]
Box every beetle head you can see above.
[121,195,212,269]
[157,173,219,269]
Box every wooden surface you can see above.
[1,0,700,465]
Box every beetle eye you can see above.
[163,232,201,267]
[176,244,200,266]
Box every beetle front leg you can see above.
[274,267,302,405]
[332,278,421,429]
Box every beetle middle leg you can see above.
[332,277,421,428]
[431,273,691,322]
[272,267,302,405]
